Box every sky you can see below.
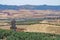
[0,0,60,5]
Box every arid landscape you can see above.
[0,10,60,34]
[0,10,60,18]
[0,1,60,39]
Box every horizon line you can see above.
[0,4,60,6]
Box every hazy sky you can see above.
[0,0,60,5]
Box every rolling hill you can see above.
[0,4,60,10]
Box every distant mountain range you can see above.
[0,4,60,10]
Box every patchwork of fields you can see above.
[0,10,60,34]
[0,5,60,40]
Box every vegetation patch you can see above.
[0,29,60,40]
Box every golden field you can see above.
[0,10,60,34]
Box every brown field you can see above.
[0,10,60,34]
[0,10,60,18]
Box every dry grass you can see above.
[0,10,60,34]
[0,23,60,34]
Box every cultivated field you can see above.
[0,10,60,34]
[0,21,60,34]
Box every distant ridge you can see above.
[0,4,60,10]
